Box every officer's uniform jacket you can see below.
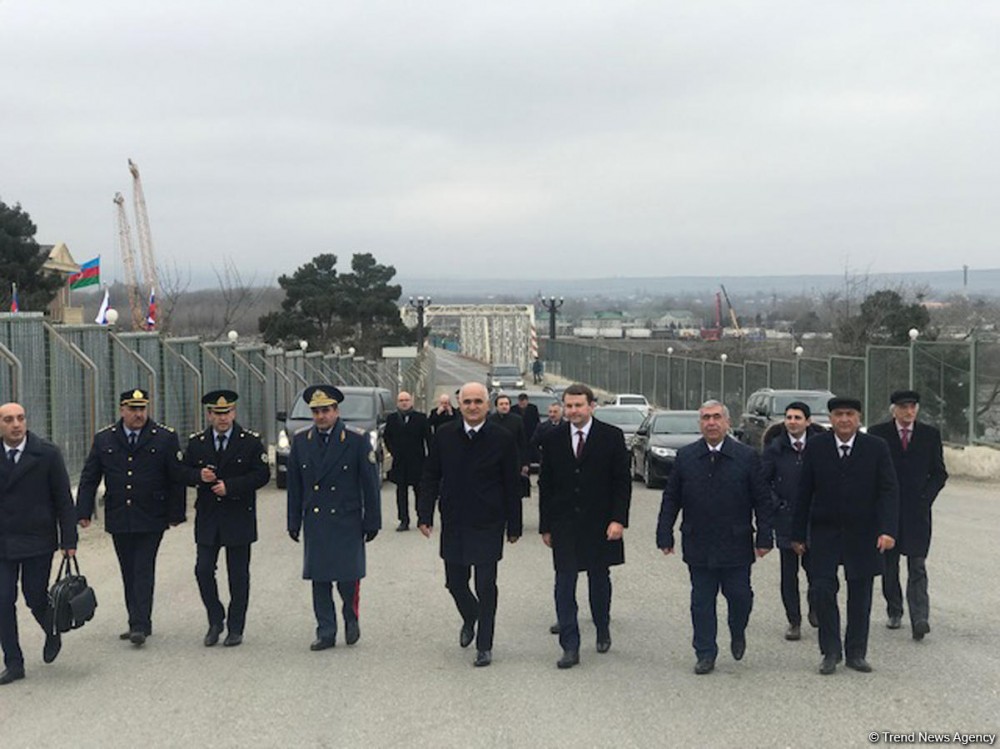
[77,419,188,533]
[183,422,270,546]
[286,419,381,582]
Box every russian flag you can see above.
[69,256,101,290]
[9,283,19,313]
[145,288,156,329]
[95,288,111,324]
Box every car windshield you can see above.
[290,393,376,421]
[771,393,830,417]
[594,408,647,427]
[492,365,520,376]
[651,413,701,434]
[618,396,647,405]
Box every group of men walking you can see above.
[0,377,948,684]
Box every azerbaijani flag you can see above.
[145,288,157,330]
[69,256,100,289]
[10,283,19,313]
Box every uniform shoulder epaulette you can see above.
[189,431,201,440]
[239,430,260,439]
[98,423,116,433]
[345,424,367,436]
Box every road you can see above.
[432,347,492,395]
[2,475,998,747]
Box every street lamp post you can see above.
[541,296,564,340]
[227,330,238,345]
[794,345,804,389]
[409,296,431,350]
[666,346,674,409]
[908,328,919,389]
[720,353,728,408]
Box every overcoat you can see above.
[538,419,631,571]
[792,430,899,579]
[0,431,77,560]
[867,420,947,557]
[418,419,522,566]
[760,424,825,549]
[286,420,381,582]
[183,422,270,546]
[384,410,430,486]
[77,420,188,532]
[656,436,773,567]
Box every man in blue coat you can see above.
[657,400,773,675]
[868,390,947,640]
[287,386,380,651]
[793,396,899,675]
[0,402,77,685]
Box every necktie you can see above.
[6,448,16,464]
[793,440,803,453]
[468,429,477,441]
[901,429,910,451]
[321,431,330,445]
[840,444,850,460]
[575,430,585,459]
[128,432,137,449]
[217,435,227,454]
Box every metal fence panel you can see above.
[974,341,1000,445]
[830,356,866,402]
[913,341,972,444]
[744,361,769,398]
[45,324,97,479]
[768,360,794,390]
[866,346,908,424]
[799,357,829,390]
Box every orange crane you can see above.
[720,284,744,337]
[113,192,145,329]
[128,159,159,297]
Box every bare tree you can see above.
[156,259,192,335]
[208,255,270,340]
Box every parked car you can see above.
[543,384,567,400]
[491,389,558,413]
[274,386,394,489]
[736,388,834,450]
[486,363,524,391]
[609,393,651,411]
[592,405,648,449]
[631,410,702,488]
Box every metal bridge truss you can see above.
[402,304,536,369]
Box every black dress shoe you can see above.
[396,521,409,532]
[846,657,873,673]
[694,658,715,675]
[731,636,746,661]
[121,628,151,640]
[549,623,560,635]
[807,610,819,628]
[43,632,62,664]
[912,620,930,641]
[474,650,492,667]
[310,637,335,651]
[557,650,580,669]
[130,630,146,646]
[204,623,224,647]
[819,655,838,675]
[596,637,611,654]
[460,622,475,648]
[345,620,360,645]
[0,666,26,685]
[887,615,902,630]
[785,624,801,641]
[223,633,243,647]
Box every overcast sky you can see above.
[2,1,998,287]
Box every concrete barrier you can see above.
[944,444,1000,481]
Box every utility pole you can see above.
[540,296,564,340]
[408,296,431,349]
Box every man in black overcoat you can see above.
[490,393,529,497]
[427,393,460,442]
[792,396,899,675]
[538,384,630,669]
[182,390,270,647]
[384,390,430,532]
[868,390,947,640]
[77,389,187,646]
[0,402,77,685]
[657,400,772,675]
[418,382,522,668]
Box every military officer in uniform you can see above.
[77,389,187,646]
[287,386,381,651]
[182,390,270,648]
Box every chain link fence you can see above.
[542,338,1000,446]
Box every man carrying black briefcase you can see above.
[0,402,78,686]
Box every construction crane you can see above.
[128,159,159,297]
[113,192,145,329]
[719,284,744,337]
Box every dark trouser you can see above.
[113,531,164,635]
[445,561,498,652]
[311,580,359,641]
[882,549,929,625]
[0,554,52,669]
[688,565,753,661]
[554,567,611,652]
[195,543,252,635]
[780,548,814,626]
[396,481,416,525]
[813,574,873,660]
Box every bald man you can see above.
[384,391,430,531]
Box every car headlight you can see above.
[277,429,289,451]
[651,446,676,458]
[491,379,500,387]
[369,430,379,452]
[516,379,524,387]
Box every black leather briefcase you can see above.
[47,555,98,634]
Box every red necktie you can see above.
[901,428,910,451]
[575,430,585,459]
[794,440,803,453]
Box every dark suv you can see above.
[737,388,834,450]
[275,386,394,489]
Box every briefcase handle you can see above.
[57,554,83,579]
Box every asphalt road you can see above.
[2,478,998,748]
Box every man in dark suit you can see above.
[490,393,529,497]
[793,396,899,675]
[868,390,948,640]
[287,386,381,651]
[427,393,460,441]
[182,390,270,648]
[657,400,772,675]
[538,383,631,669]
[530,402,564,459]
[514,393,541,444]
[418,382,522,668]
[761,402,823,641]
[77,389,187,646]
[0,402,77,685]
[384,390,430,532]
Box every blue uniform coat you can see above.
[287,420,381,582]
